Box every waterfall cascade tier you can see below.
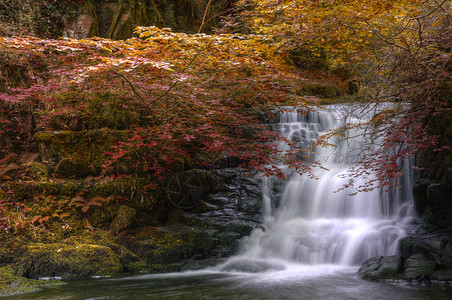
[219,104,414,271]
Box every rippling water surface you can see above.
[6,267,452,300]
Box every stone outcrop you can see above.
[358,227,452,282]
[413,180,452,232]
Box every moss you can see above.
[83,93,141,130]
[128,226,216,265]
[20,242,123,279]
[24,162,49,181]
[64,230,146,273]
[126,261,150,273]
[34,129,129,172]
[111,205,136,234]
[0,265,65,296]
[298,82,343,98]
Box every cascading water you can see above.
[219,104,415,272]
[23,105,452,300]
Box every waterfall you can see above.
[219,104,414,271]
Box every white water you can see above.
[219,104,415,272]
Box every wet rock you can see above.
[404,253,436,279]
[400,232,451,268]
[168,168,271,259]
[358,256,403,281]
[217,257,285,273]
[360,229,452,282]
[431,269,452,281]
[413,180,452,231]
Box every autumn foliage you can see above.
[0,0,450,232]
[232,0,451,192]
[0,26,320,231]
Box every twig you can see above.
[150,47,206,105]
[111,69,152,113]
[198,0,214,33]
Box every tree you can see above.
[1,25,327,230]
[0,26,318,184]
[228,0,451,192]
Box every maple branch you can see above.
[365,21,438,76]
[150,47,206,105]
[111,69,152,113]
[198,0,214,33]
[410,0,448,20]
[202,7,235,29]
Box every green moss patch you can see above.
[127,226,216,266]
[20,242,123,279]
[0,265,65,296]
[298,82,344,98]
[34,129,129,173]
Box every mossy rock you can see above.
[34,129,129,173]
[111,205,136,234]
[411,181,452,232]
[63,231,146,273]
[83,92,141,130]
[129,226,216,265]
[54,158,97,177]
[404,253,437,280]
[0,265,65,296]
[431,269,452,281]
[20,242,123,279]
[358,256,403,281]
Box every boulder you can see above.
[20,243,122,279]
[413,180,452,232]
[358,256,403,281]
[111,205,136,234]
[0,265,64,296]
[404,253,436,279]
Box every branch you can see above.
[198,0,214,33]
[365,21,438,76]
[150,47,206,105]
[111,69,152,113]
[410,0,448,20]
[203,7,235,28]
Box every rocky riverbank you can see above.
[0,167,274,296]
[358,180,452,283]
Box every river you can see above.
[5,267,452,299]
